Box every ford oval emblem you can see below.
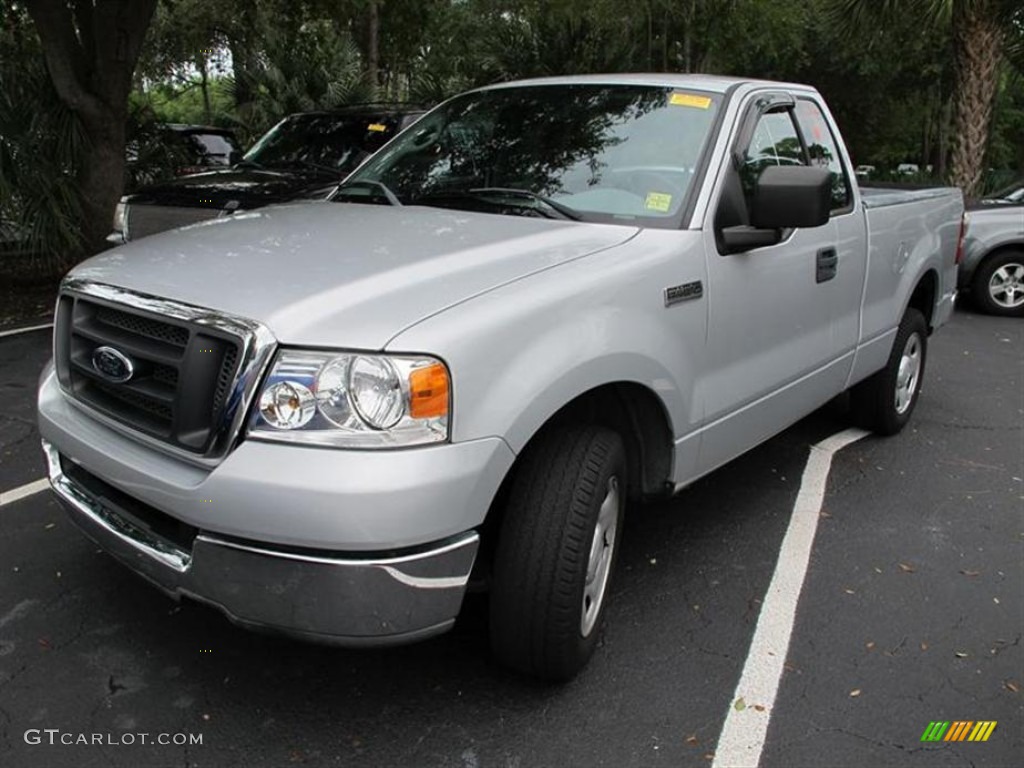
[91,346,134,383]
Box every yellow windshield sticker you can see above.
[670,92,712,109]
[645,192,673,213]
[367,123,388,132]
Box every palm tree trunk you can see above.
[948,0,1005,197]
[366,0,380,100]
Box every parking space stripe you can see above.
[712,427,869,768]
[0,322,52,339]
[0,478,50,507]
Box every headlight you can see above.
[112,197,129,236]
[247,349,450,448]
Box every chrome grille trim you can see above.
[57,277,277,468]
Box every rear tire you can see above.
[851,307,927,435]
[489,426,626,681]
[972,250,1024,317]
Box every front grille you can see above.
[55,292,244,454]
[95,305,190,346]
[126,204,222,241]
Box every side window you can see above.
[740,110,805,207]
[795,99,852,211]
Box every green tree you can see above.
[22,0,157,254]
[838,0,1020,195]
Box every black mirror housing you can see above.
[751,165,832,230]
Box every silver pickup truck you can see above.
[38,74,964,680]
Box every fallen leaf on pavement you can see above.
[1005,681,1020,693]
[898,563,916,573]
[753,704,766,712]
[734,697,746,711]
[686,735,699,746]
[959,570,980,577]
[954,651,969,658]
[920,641,929,651]
[849,689,862,697]
[865,641,876,651]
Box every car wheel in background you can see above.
[972,250,1024,317]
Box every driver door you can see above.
[695,95,844,474]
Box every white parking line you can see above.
[0,478,50,507]
[713,427,869,768]
[0,322,52,339]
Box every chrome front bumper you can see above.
[42,440,479,646]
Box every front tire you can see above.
[972,250,1024,317]
[489,426,626,681]
[851,307,928,435]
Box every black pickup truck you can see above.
[111,104,425,243]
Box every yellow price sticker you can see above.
[645,192,673,213]
[367,123,388,132]
[670,92,712,109]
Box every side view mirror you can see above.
[751,165,832,229]
[720,165,832,253]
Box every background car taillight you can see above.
[955,211,969,265]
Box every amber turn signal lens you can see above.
[408,363,449,419]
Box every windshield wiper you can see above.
[413,187,582,221]
[334,179,403,207]
[233,158,266,170]
[468,187,583,221]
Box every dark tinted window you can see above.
[180,132,240,165]
[244,114,403,173]
[795,99,851,210]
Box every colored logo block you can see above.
[920,721,997,742]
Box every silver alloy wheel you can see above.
[581,475,620,637]
[988,262,1024,309]
[894,333,922,415]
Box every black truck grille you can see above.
[54,293,244,454]
[126,204,222,241]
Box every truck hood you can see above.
[71,202,639,349]
[127,166,338,210]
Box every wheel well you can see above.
[908,270,938,332]
[474,383,674,586]
[538,382,675,501]
[974,244,1024,280]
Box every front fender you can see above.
[387,232,708,463]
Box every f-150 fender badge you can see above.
[664,281,704,307]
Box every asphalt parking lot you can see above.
[0,306,1020,768]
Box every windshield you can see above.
[243,113,403,173]
[341,84,721,226]
[986,180,1024,203]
